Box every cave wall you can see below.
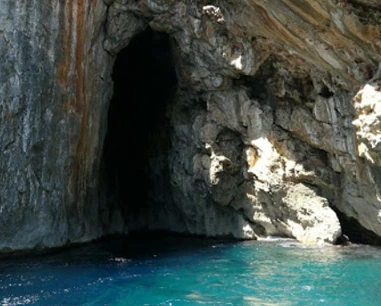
[0,0,381,252]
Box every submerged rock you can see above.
[0,0,380,251]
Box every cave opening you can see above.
[101,28,178,234]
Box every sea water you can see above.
[1,236,381,305]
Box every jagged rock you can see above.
[1,0,381,252]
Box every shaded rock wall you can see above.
[0,0,112,250]
[0,0,381,252]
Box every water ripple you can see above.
[1,238,381,305]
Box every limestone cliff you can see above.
[0,0,380,252]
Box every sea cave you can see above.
[101,28,178,233]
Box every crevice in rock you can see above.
[100,27,178,233]
[319,85,334,98]
[234,57,274,103]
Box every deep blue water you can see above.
[1,236,381,305]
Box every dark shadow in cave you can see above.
[334,208,381,246]
[101,28,178,231]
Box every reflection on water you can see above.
[1,237,381,305]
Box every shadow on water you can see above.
[1,235,380,270]
[0,234,237,267]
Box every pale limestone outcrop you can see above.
[1,0,381,252]
[353,80,381,164]
[246,138,341,244]
[185,88,341,243]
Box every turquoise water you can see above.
[1,236,381,305]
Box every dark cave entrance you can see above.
[101,28,178,232]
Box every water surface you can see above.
[1,236,381,305]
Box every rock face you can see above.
[0,0,380,252]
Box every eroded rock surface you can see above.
[1,0,381,251]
